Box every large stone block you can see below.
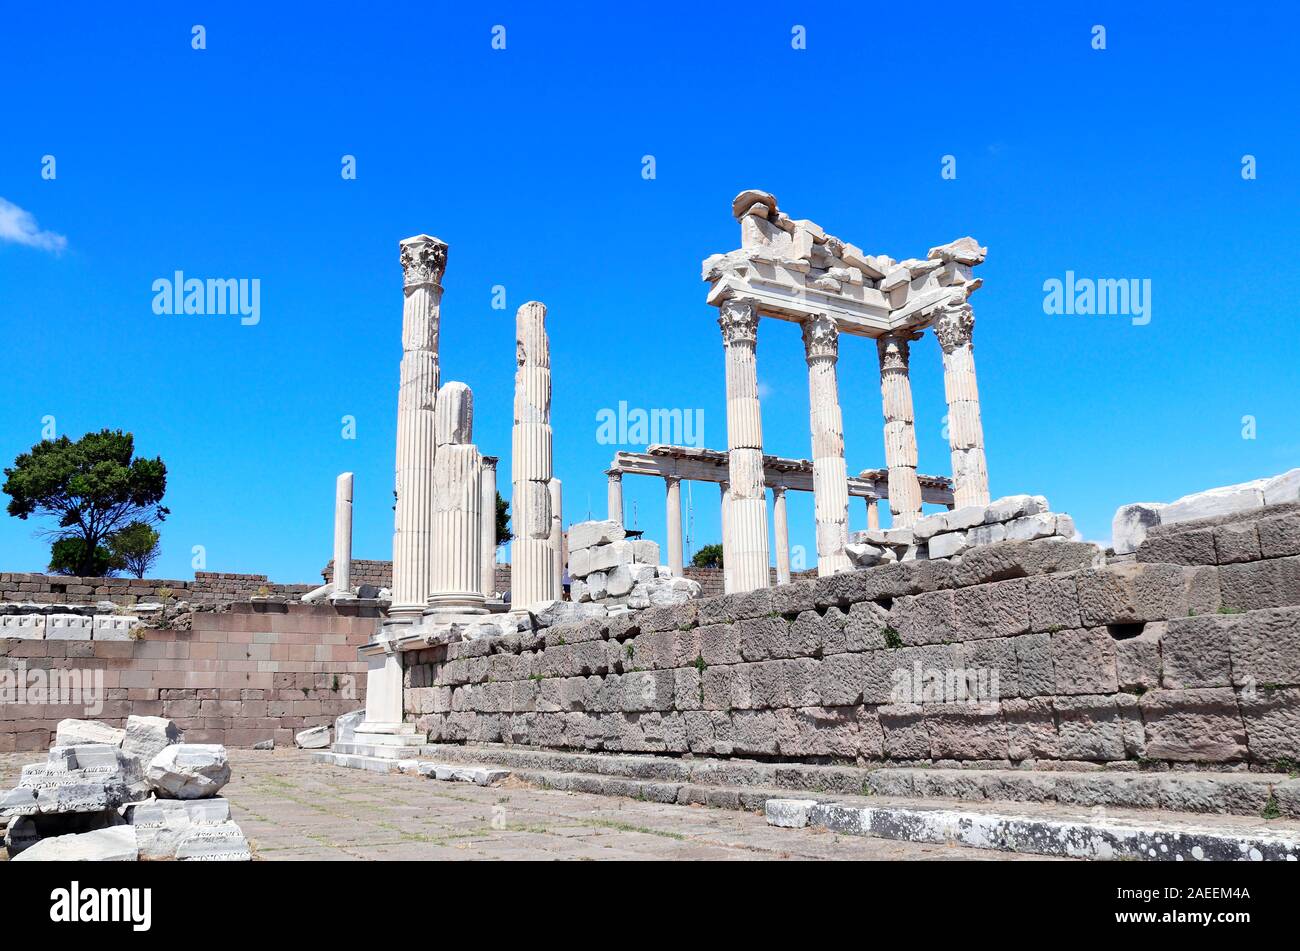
[1213,522,1262,565]
[1139,688,1247,762]
[1075,562,1219,626]
[1026,573,1082,632]
[959,637,1018,701]
[890,590,954,646]
[697,623,742,666]
[146,744,232,799]
[1002,697,1058,759]
[1013,632,1055,698]
[1054,695,1138,761]
[1136,528,1217,566]
[55,719,125,748]
[122,715,184,765]
[1050,628,1118,695]
[1115,626,1163,691]
[126,798,231,860]
[818,652,868,706]
[951,578,1030,640]
[775,706,864,758]
[878,703,929,759]
[1236,687,1300,762]
[1257,512,1300,559]
[11,825,138,862]
[1218,555,1300,612]
[1112,502,1164,555]
[566,519,625,552]
[1218,606,1300,688]
[1161,616,1232,688]
[736,615,791,662]
[951,540,1103,587]
[923,703,1008,759]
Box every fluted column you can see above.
[549,478,564,596]
[511,301,558,610]
[427,382,485,616]
[480,456,498,598]
[330,472,355,601]
[934,299,990,508]
[390,235,447,620]
[719,481,731,591]
[772,484,791,585]
[877,331,924,527]
[718,297,770,593]
[866,498,881,531]
[665,476,683,577]
[801,314,851,576]
[607,470,623,527]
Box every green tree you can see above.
[691,543,723,569]
[48,537,116,577]
[496,491,511,547]
[109,521,162,578]
[3,430,168,577]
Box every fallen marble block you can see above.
[126,798,232,860]
[1,745,146,818]
[417,763,510,786]
[174,820,251,861]
[335,709,365,745]
[13,825,138,862]
[122,714,184,765]
[765,798,819,829]
[252,739,275,751]
[146,744,231,799]
[295,725,331,749]
[4,809,124,857]
[55,718,126,748]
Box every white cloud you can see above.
[0,197,67,252]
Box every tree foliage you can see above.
[691,543,723,569]
[109,521,162,579]
[496,491,511,547]
[3,430,168,577]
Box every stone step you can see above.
[768,796,1300,862]
[418,743,1300,819]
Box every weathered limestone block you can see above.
[1164,480,1267,525]
[146,744,232,799]
[985,494,1049,523]
[126,798,231,860]
[951,578,1030,640]
[736,615,794,661]
[1002,697,1058,759]
[765,798,818,829]
[1139,688,1247,762]
[1112,502,1164,554]
[731,710,780,756]
[1161,617,1232,688]
[927,531,967,559]
[1218,555,1300,612]
[959,637,1018,699]
[1013,632,1054,698]
[1213,522,1262,564]
[0,613,46,638]
[1050,628,1119,695]
[878,704,929,759]
[1075,562,1219,626]
[567,519,626,552]
[1115,624,1163,691]
[11,825,138,862]
[4,809,123,857]
[1213,606,1300,688]
[1054,695,1141,761]
[1235,687,1300,761]
[891,590,954,646]
[122,715,183,765]
[950,539,1103,587]
[775,706,865,758]
[1,745,144,819]
[1026,573,1082,631]
[294,725,331,749]
[923,703,1008,759]
[1258,512,1300,559]
[1137,527,1217,566]
[175,820,251,861]
[55,719,125,748]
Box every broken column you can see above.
[390,235,447,621]
[607,469,623,528]
[877,331,924,527]
[772,484,791,584]
[427,382,485,616]
[801,313,851,576]
[934,298,990,509]
[480,455,498,598]
[665,475,684,577]
[330,472,355,600]
[511,301,559,610]
[718,297,770,593]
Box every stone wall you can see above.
[401,509,1300,768]
[0,572,313,608]
[0,602,374,752]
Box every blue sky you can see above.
[2,2,1297,582]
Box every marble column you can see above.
[427,382,485,616]
[866,497,881,531]
[511,301,558,610]
[549,478,564,596]
[718,297,770,593]
[877,331,924,527]
[801,314,851,576]
[665,476,684,577]
[390,235,447,621]
[330,472,355,601]
[719,481,731,592]
[607,470,623,527]
[934,299,990,508]
[772,484,791,585]
[480,456,498,598]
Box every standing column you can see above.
[606,470,624,527]
[719,481,731,591]
[479,456,498,598]
[772,484,791,585]
[718,297,770,593]
[427,382,485,616]
[877,331,924,527]
[866,497,881,531]
[801,314,851,576]
[511,301,559,610]
[934,300,990,508]
[665,476,684,577]
[390,235,447,621]
[330,472,355,601]
[549,478,564,597]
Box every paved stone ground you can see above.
[0,749,1057,861]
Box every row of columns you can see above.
[715,294,989,593]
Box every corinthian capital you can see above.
[400,234,449,288]
[718,297,759,346]
[876,331,919,372]
[801,313,839,362]
[933,299,975,353]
